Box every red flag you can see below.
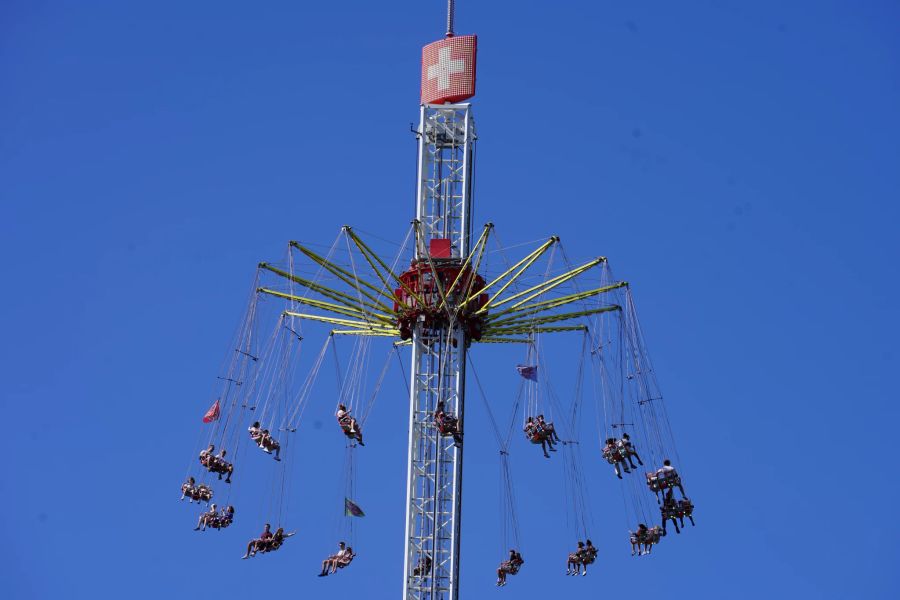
[516,365,538,382]
[421,35,477,105]
[202,399,220,423]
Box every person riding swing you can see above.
[242,523,273,559]
[646,459,685,502]
[496,549,524,586]
[180,476,213,504]
[536,415,560,445]
[318,541,355,576]
[603,437,631,478]
[567,540,597,576]
[434,400,463,446]
[413,553,432,578]
[336,404,364,446]
[243,524,295,558]
[619,433,643,468]
[660,490,681,534]
[524,416,553,458]
[248,421,282,460]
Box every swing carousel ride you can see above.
[180,3,695,599]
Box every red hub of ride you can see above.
[393,260,488,341]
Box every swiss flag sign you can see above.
[421,35,477,105]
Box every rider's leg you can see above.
[631,449,644,466]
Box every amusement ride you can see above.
[181,3,695,599]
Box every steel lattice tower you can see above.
[402,105,475,600]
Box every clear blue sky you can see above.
[2,1,898,598]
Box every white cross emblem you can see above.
[427,46,466,91]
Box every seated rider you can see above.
[566,540,596,576]
[567,541,585,575]
[199,444,214,467]
[268,528,294,551]
[655,459,686,498]
[581,539,598,565]
[496,549,524,586]
[242,523,273,559]
[645,526,663,552]
[318,541,348,577]
[434,401,462,446]
[631,523,650,556]
[181,476,196,500]
[524,416,552,458]
[678,497,696,528]
[413,554,432,578]
[218,505,234,527]
[334,546,355,570]
[536,415,560,444]
[212,448,233,483]
[619,433,643,467]
[336,404,365,446]
[604,437,630,478]
[260,429,282,461]
[194,503,218,531]
[661,490,680,534]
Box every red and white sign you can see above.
[421,35,477,105]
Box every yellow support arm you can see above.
[480,257,604,315]
[486,281,628,322]
[259,263,395,316]
[283,311,397,330]
[485,305,620,330]
[345,227,427,308]
[482,325,588,336]
[330,329,401,337]
[440,223,492,311]
[462,236,557,310]
[258,288,394,323]
[290,242,394,312]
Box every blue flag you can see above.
[344,497,365,518]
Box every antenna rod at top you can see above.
[446,0,455,37]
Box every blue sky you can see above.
[2,1,898,598]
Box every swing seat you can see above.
[338,415,359,436]
[335,553,355,569]
[602,446,626,464]
[678,500,693,516]
[256,538,283,554]
[527,430,547,444]
[435,414,459,436]
[207,515,233,530]
[206,459,233,474]
[646,470,680,492]
[182,483,213,503]
[500,557,523,575]
[257,436,279,451]
[567,552,582,564]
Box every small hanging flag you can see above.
[344,497,366,518]
[516,365,538,382]
[202,399,221,423]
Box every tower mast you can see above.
[402,7,478,598]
